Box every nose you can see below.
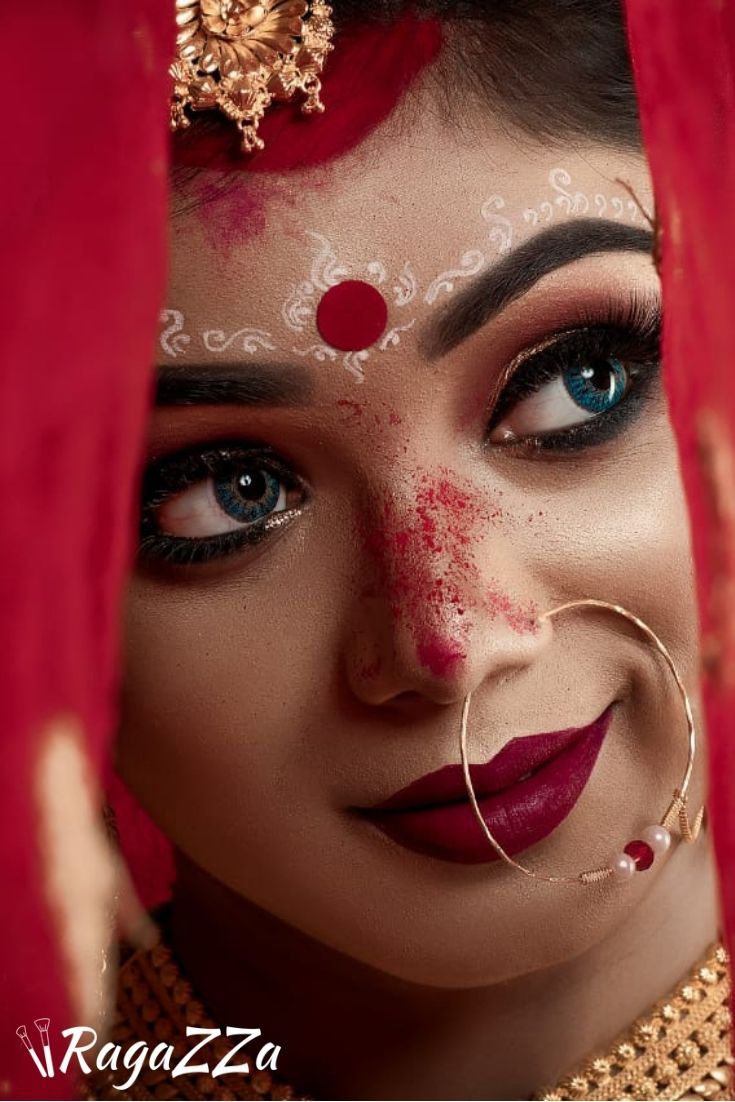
[343,471,551,708]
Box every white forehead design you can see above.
[159,166,648,384]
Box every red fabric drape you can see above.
[625,1,735,977]
[0,7,171,1098]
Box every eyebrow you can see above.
[421,218,655,360]
[155,363,314,407]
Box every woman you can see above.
[96,1,730,1099]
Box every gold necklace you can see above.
[535,945,732,1101]
[88,937,732,1101]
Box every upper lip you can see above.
[367,709,614,813]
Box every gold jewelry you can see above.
[87,926,312,1100]
[87,930,730,1100]
[460,598,705,885]
[170,0,335,153]
[535,944,732,1101]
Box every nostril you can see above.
[387,689,450,720]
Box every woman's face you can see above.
[118,102,707,987]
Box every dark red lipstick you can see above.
[361,707,614,864]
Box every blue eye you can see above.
[563,357,627,414]
[486,312,662,451]
[139,444,305,566]
[214,467,284,525]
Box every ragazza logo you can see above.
[15,1017,281,1091]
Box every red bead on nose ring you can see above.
[316,280,389,352]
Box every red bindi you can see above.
[317,280,388,352]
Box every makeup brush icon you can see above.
[15,1025,47,1078]
[34,1018,54,1078]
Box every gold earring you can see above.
[459,598,704,885]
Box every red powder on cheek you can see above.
[487,584,539,634]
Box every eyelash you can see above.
[139,446,305,567]
[139,294,661,567]
[485,293,661,453]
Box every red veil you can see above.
[0,5,172,1098]
[1,3,734,1098]
[624,1,735,940]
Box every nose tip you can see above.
[415,633,467,679]
[345,603,550,709]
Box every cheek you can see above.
[528,443,697,666]
[121,582,328,755]
[116,544,352,869]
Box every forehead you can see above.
[165,112,651,368]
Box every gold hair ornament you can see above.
[459,599,704,885]
[170,0,335,153]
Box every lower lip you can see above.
[362,710,613,865]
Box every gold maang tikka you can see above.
[170,1,335,153]
[460,599,705,885]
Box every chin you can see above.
[262,873,636,990]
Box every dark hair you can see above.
[333,0,640,149]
